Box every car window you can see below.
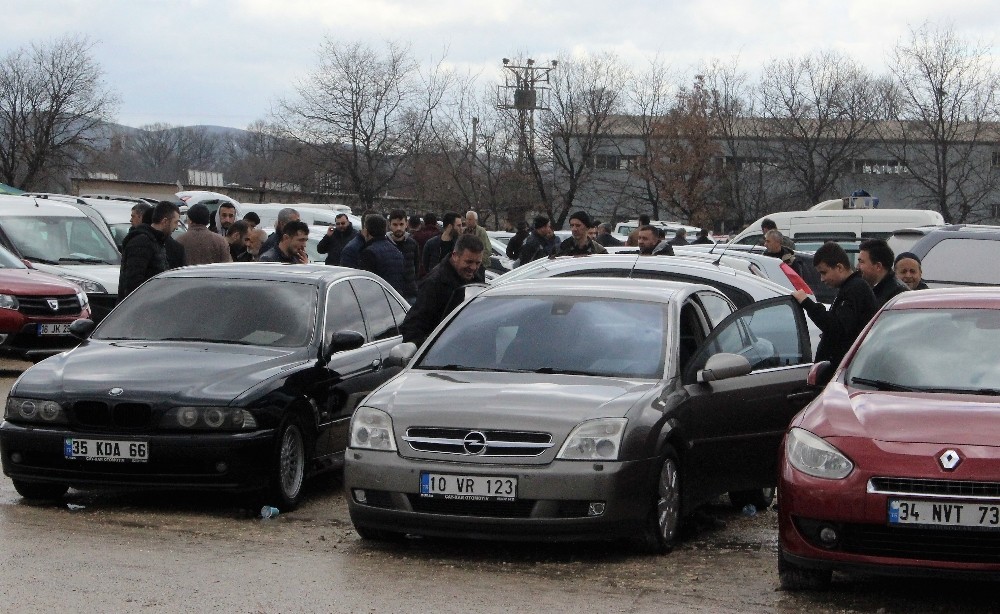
[922,238,1000,285]
[0,216,121,264]
[846,308,1000,391]
[418,295,668,379]
[94,278,316,347]
[325,280,367,340]
[685,299,808,383]
[695,291,735,328]
[350,278,398,341]
[387,288,407,327]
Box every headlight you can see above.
[349,406,396,451]
[76,290,89,310]
[785,427,854,479]
[161,407,257,430]
[557,418,627,460]
[60,275,107,294]
[0,294,18,310]
[5,397,67,424]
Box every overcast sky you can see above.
[6,0,997,129]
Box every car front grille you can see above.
[407,495,537,518]
[16,295,82,316]
[840,523,1000,564]
[869,477,1000,500]
[403,427,553,457]
[73,401,153,429]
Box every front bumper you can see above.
[345,449,659,542]
[0,421,276,492]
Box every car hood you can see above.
[800,383,1000,446]
[0,268,82,294]
[28,263,120,294]
[14,341,307,405]
[367,370,655,428]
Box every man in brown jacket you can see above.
[176,204,232,266]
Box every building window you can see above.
[992,152,1000,168]
[992,203,1000,218]
[592,154,621,170]
[851,159,907,175]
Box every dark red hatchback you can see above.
[778,288,1000,588]
[0,245,89,361]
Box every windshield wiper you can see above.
[59,256,110,264]
[158,337,255,346]
[919,387,1000,396]
[533,367,594,376]
[24,256,60,265]
[428,364,498,372]
[850,377,917,392]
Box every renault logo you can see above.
[109,388,124,397]
[463,431,487,455]
[47,299,59,311]
[939,449,961,471]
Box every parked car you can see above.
[0,195,121,321]
[242,204,360,230]
[906,224,1000,288]
[345,277,817,551]
[71,197,187,249]
[674,243,826,303]
[778,287,1000,588]
[0,264,409,509]
[0,243,90,360]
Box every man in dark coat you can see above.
[119,201,180,298]
[421,212,463,278]
[506,221,530,257]
[793,241,877,366]
[595,223,623,247]
[257,207,299,257]
[358,214,408,299]
[555,211,607,257]
[400,234,484,347]
[763,230,806,279]
[317,213,359,266]
[636,225,674,256]
[858,238,908,309]
[387,209,419,302]
[515,215,557,267]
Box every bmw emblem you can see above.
[939,449,961,471]
[109,388,124,397]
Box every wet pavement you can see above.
[0,358,997,613]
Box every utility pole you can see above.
[497,58,557,172]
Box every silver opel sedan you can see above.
[345,278,816,552]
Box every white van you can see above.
[729,198,944,246]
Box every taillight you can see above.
[780,262,812,294]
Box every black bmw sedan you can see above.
[0,263,409,509]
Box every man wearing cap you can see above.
[175,203,233,266]
[894,252,929,290]
[857,238,908,309]
[555,211,607,257]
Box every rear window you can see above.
[922,238,1000,285]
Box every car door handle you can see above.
[786,391,816,403]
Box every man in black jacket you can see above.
[387,209,419,303]
[857,238,908,309]
[359,214,408,299]
[793,241,877,366]
[119,201,180,298]
[555,211,607,256]
[515,216,557,267]
[421,212,463,277]
[317,213,359,265]
[400,234,484,346]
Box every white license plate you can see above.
[38,323,71,336]
[64,438,149,463]
[419,472,517,500]
[889,499,1000,529]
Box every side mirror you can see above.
[385,342,418,368]
[807,361,834,387]
[697,352,751,383]
[21,259,34,269]
[69,318,96,340]
[324,330,365,361]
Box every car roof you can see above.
[157,263,386,285]
[887,286,1000,310]
[482,276,713,303]
[921,224,1000,238]
[0,194,89,217]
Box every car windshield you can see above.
[418,295,667,378]
[94,278,317,347]
[0,216,121,264]
[846,308,1000,394]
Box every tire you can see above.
[778,550,832,590]
[355,524,406,543]
[12,480,68,501]
[269,417,308,511]
[635,451,682,554]
[729,487,776,511]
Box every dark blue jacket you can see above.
[339,234,365,268]
[359,236,408,297]
[317,224,359,266]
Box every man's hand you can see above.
[791,290,809,304]
[295,248,309,264]
[326,225,335,236]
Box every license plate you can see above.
[64,438,149,463]
[38,323,71,336]
[419,472,517,500]
[889,499,1000,529]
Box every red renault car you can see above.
[778,288,1000,588]
[0,244,89,361]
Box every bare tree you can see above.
[275,39,446,208]
[0,34,118,190]
[881,23,1000,223]
[623,56,676,221]
[757,50,881,206]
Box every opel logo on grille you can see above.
[47,299,59,311]
[109,388,124,397]
[939,449,961,471]
[463,431,487,455]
